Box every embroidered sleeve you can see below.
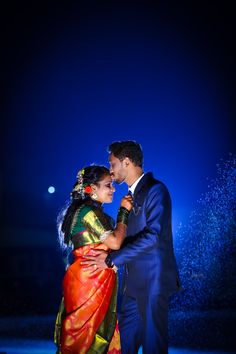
[82,208,113,241]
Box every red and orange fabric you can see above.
[54,203,121,354]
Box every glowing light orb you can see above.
[48,186,55,194]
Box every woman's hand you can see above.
[120,194,133,211]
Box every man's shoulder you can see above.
[146,179,172,207]
[142,173,171,197]
[142,172,166,188]
[136,172,170,197]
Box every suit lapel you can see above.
[132,173,155,214]
[133,172,153,198]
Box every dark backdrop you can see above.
[1,0,235,321]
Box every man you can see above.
[82,140,180,353]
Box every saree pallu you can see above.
[55,243,121,354]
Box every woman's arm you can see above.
[101,196,132,250]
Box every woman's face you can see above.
[92,174,115,203]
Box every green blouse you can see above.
[70,203,114,248]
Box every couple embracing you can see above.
[54,140,180,354]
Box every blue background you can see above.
[1,1,236,351]
[2,1,235,233]
[1,0,235,317]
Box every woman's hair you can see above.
[57,165,110,253]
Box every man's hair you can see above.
[108,140,143,167]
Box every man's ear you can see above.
[124,157,130,166]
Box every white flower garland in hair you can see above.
[72,169,85,198]
[72,169,93,199]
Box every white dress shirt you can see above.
[128,173,145,195]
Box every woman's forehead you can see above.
[100,174,113,183]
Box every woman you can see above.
[54,165,132,354]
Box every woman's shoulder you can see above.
[78,201,104,219]
[77,203,97,218]
[70,203,101,234]
[78,202,113,232]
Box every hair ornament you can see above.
[77,169,84,184]
[72,169,92,198]
[84,185,92,194]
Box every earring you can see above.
[91,193,98,200]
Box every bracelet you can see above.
[105,254,118,272]
[105,254,114,268]
[99,230,112,242]
[116,207,130,226]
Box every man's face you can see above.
[109,153,127,184]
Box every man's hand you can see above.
[80,249,108,274]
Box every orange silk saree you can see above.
[54,204,121,354]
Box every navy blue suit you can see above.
[110,173,180,354]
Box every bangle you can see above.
[105,254,114,268]
[105,254,118,272]
[116,207,130,226]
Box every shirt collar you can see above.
[129,173,145,195]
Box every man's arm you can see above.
[110,183,171,267]
[81,183,171,271]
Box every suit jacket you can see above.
[111,172,180,297]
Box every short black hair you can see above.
[108,140,143,167]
